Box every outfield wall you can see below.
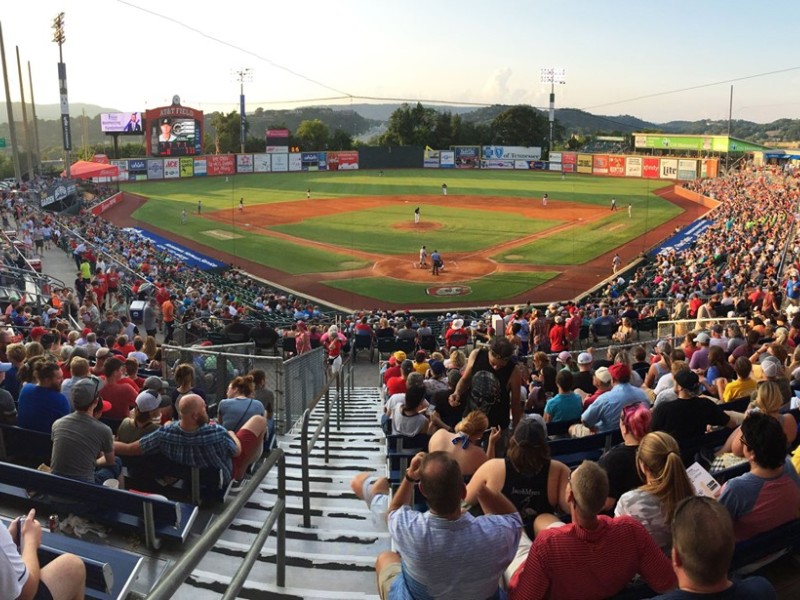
[101,148,718,184]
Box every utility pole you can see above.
[52,12,72,178]
[16,46,34,181]
[28,61,41,174]
[540,67,566,159]
[0,22,22,183]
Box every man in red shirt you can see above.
[548,316,567,353]
[507,461,676,600]
[98,357,137,419]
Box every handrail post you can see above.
[300,409,312,528]
[277,451,286,587]
[324,386,330,464]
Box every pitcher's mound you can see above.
[393,221,442,232]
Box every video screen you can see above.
[150,117,200,156]
[101,112,144,134]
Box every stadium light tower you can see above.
[540,67,566,157]
[233,68,253,155]
[52,12,72,178]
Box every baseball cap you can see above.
[429,360,445,376]
[135,390,171,412]
[513,418,547,446]
[96,347,111,359]
[577,352,593,365]
[594,367,612,385]
[557,351,572,363]
[608,363,631,381]
[674,369,700,391]
[71,377,109,411]
[762,360,779,378]
[393,351,407,363]
[143,376,166,391]
[0,362,12,373]
[696,332,710,344]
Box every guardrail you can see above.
[146,448,286,599]
[300,353,353,528]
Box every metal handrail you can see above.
[146,448,287,599]
[300,354,352,528]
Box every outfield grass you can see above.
[270,205,560,254]
[324,271,559,304]
[493,198,682,265]
[130,197,368,274]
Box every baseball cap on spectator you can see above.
[577,352,593,365]
[429,360,445,376]
[0,363,12,373]
[554,316,564,323]
[608,363,631,382]
[674,369,700,391]
[513,417,547,446]
[143,376,166,392]
[30,326,46,340]
[46,307,58,315]
[695,332,710,344]
[81,327,92,337]
[557,351,572,363]
[135,390,171,412]
[594,367,612,385]
[72,377,111,412]
[653,340,671,356]
[762,360,779,378]
[393,351,407,363]
[400,360,414,375]
[451,319,464,330]
[96,347,111,359]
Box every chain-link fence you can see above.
[161,342,327,434]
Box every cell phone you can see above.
[14,516,22,550]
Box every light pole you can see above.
[540,67,566,158]
[233,68,252,155]
[52,12,72,178]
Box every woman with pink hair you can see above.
[597,402,651,511]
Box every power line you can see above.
[116,0,352,98]
[580,65,800,112]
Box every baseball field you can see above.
[113,169,708,310]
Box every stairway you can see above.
[174,387,388,599]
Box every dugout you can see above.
[358,146,423,169]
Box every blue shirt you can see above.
[218,397,265,431]
[650,576,776,599]
[17,383,70,433]
[545,392,582,423]
[581,383,650,432]
[138,422,238,485]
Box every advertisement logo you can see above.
[129,160,146,170]
[426,285,472,297]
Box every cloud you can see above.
[482,68,536,105]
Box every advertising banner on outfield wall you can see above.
[193,158,207,176]
[110,160,128,182]
[272,154,288,172]
[549,162,562,171]
[237,154,254,173]
[514,160,531,169]
[550,152,562,163]
[660,158,678,179]
[625,156,642,177]
[482,145,542,160]
[481,159,515,169]
[577,154,593,174]
[289,153,302,171]
[180,157,194,177]
[164,158,180,179]
[608,156,625,176]
[562,153,576,173]
[642,157,660,179]
[678,159,698,180]
[206,155,235,176]
[253,154,271,172]
[301,152,320,171]
[635,134,719,152]
[423,149,440,168]
[454,146,479,168]
[592,155,609,175]
[147,159,164,180]
[331,150,359,170]
[440,151,455,168]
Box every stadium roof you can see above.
[633,133,769,153]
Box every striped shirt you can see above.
[138,422,238,484]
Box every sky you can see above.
[2,0,800,124]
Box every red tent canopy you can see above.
[62,160,119,179]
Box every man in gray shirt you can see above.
[96,310,123,341]
[143,298,158,337]
[51,378,120,485]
